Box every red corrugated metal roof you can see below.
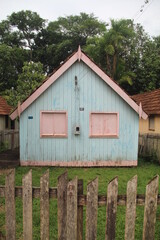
[0,96,12,115]
[132,89,160,115]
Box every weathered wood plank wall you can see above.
[0,130,19,150]
[20,61,139,163]
[139,133,160,162]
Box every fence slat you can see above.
[23,170,32,240]
[86,178,98,240]
[57,172,68,240]
[77,179,83,240]
[105,177,118,240]
[40,170,49,240]
[67,177,78,240]
[125,175,137,240]
[143,175,159,240]
[5,169,16,240]
[0,130,19,150]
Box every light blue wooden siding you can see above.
[20,61,139,162]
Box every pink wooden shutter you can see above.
[41,112,54,136]
[90,113,119,137]
[40,111,67,137]
[53,112,67,135]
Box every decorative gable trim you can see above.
[10,52,78,120]
[80,53,147,120]
[10,46,147,120]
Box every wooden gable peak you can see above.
[10,47,147,120]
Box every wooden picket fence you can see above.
[0,130,19,150]
[0,170,160,240]
[139,133,160,162]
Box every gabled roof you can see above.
[132,89,160,115]
[0,96,12,115]
[10,46,147,120]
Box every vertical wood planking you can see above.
[20,60,139,163]
[143,175,159,240]
[77,179,83,240]
[57,172,68,240]
[40,170,49,240]
[86,178,98,240]
[105,177,118,240]
[5,169,16,240]
[67,177,78,240]
[23,170,32,240]
[125,175,137,240]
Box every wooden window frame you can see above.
[149,115,155,131]
[89,112,119,138]
[40,111,68,138]
[5,115,9,129]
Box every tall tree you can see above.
[85,19,136,83]
[0,10,45,94]
[5,61,45,107]
[0,11,160,96]
[34,13,106,73]
[85,19,160,94]
[135,36,160,92]
[2,10,46,60]
[0,20,21,47]
[0,44,29,93]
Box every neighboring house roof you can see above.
[0,96,12,115]
[10,46,147,120]
[132,89,160,115]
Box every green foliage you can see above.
[8,11,46,54]
[0,20,21,47]
[5,61,45,107]
[85,19,137,86]
[0,10,160,96]
[0,44,29,93]
[34,12,106,73]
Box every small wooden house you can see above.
[0,96,15,130]
[132,89,160,134]
[10,47,147,166]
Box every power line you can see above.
[133,0,154,21]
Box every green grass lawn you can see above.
[0,158,160,239]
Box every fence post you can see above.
[125,175,137,240]
[86,178,98,240]
[67,177,78,240]
[23,170,32,240]
[5,169,16,240]
[105,177,118,240]
[77,179,83,240]
[143,175,159,240]
[40,170,49,240]
[57,172,68,240]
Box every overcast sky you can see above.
[0,0,160,37]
